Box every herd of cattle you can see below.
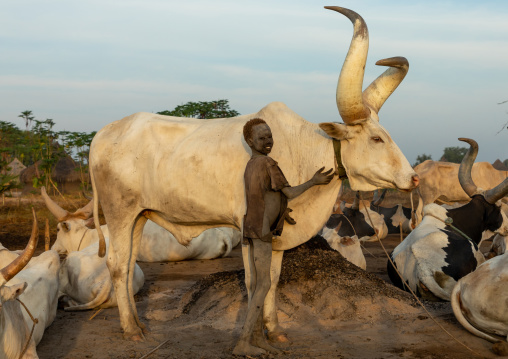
[1,5,508,358]
[1,139,506,357]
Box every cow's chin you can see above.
[348,176,414,193]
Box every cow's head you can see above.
[457,138,508,236]
[41,187,94,254]
[319,7,418,192]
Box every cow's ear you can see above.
[319,122,350,140]
[61,222,70,232]
[85,218,95,229]
[0,282,27,302]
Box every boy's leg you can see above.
[233,238,273,356]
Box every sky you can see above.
[1,0,507,165]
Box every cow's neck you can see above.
[446,196,490,244]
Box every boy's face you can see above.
[248,124,273,156]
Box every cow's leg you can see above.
[233,239,280,355]
[128,215,148,333]
[107,217,145,341]
[264,249,290,343]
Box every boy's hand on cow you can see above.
[311,167,335,185]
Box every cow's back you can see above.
[90,102,337,246]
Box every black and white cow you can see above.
[370,189,413,234]
[313,194,387,269]
[387,138,508,301]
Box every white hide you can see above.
[59,239,144,310]
[0,282,38,359]
[52,220,240,262]
[9,250,61,345]
[360,207,388,242]
[391,204,485,301]
[451,252,508,343]
[391,204,412,234]
[321,226,366,269]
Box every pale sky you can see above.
[1,0,507,164]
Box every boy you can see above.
[233,118,334,356]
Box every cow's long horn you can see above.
[0,208,39,285]
[484,178,508,204]
[458,138,481,197]
[41,186,68,221]
[73,200,94,219]
[352,192,360,210]
[326,6,370,124]
[363,57,409,115]
[372,189,388,206]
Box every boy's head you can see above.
[243,118,267,142]
[243,118,273,156]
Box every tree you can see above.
[18,110,35,131]
[504,159,508,168]
[441,146,468,163]
[413,154,432,167]
[157,99,240,119]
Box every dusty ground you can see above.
[0,195,502,359]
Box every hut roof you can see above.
[492,159,508,171]
[2,158,26,176]
[19,156,84,184]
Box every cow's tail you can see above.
[64,282,114,311]
[90,163,106,258]
[451,283,501,343]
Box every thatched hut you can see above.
[492,159,508,171]
[3,158,26,177]
[19,156,89,195]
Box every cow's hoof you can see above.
[124,331,145,342]
[267,331,290,344]
[232,342,266,356]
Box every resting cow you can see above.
[42,187,241,261]
[59,239,145,310]
[316,220,366,269]
[0,210,60,359]
[370,189,413,234]
[388,138,508,301]
[89,6,419,347]
[451,252,508,354]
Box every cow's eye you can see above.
[371,136,384,143]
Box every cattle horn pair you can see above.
[41,186,93,221]
[326,6,409,124]
[0,208,39,286]
[458,138,508,203]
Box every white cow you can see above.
[42,187,241,261]
[0,211,60,359]
[59,239,145,310]
[451,252,508,351]
[89,6,419,345]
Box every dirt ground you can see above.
[0,196,502,359]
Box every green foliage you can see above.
[413,153,432,167]
[59,130,96,190]
[504,159,508,168]
[442,146,468,163]
[157,99,240,119]
[1,111,97,193]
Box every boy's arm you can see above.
[281,167,334,199]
